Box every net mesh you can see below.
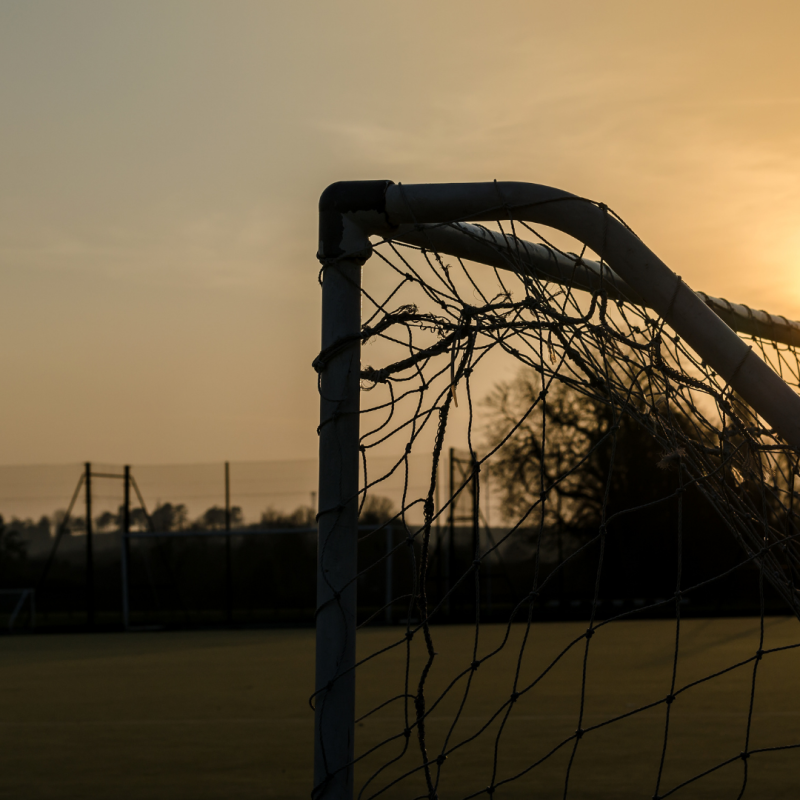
[313,207,800,798]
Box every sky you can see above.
[2,0,800,467]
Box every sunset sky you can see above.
[2,0,800,466]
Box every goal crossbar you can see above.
[389,220,800,348]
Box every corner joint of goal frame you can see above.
[317,180,395,264]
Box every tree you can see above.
[482,369,744,601]
[130,508,150,532]
[259,506,313,529]
[0,515,27,573]
[95,511,119,532]
[359,495,395,526]
[151,503,189,532]
[194,505,243,530]
[484,371,677,536]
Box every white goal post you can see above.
[313,181,800,799]
[0,588,36,631]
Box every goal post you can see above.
[0,588,35,631]
[313,181,800,799]
[314,182,379,799]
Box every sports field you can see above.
[1,618,799,799]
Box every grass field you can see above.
[1,618,799,799]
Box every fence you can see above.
[0,456,450,630]
[0,451,775,632]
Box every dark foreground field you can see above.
[1,618,799,799]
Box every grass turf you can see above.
[1,618,799,799]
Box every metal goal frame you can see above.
[312,180,800,799]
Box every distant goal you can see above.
[0,588,35,631]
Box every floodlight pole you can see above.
[225,461,232,626]
[447,447,455,618]
[314,182,389,800]
[121,465,131,631]
[85,462,94,629]
[472,454,480,618]
[384,525,393,625]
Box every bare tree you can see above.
[484,370,679,552]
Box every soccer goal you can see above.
[0,588,35,631]
[312,181,800,799]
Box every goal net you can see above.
[312,181,800,799]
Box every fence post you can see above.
[225,461,232,626]
[85,462,94,628]
[447,447,455,618]
[471,455,480,618]
[435,464,443,607]
[384,525,393,625]
[121,465,130,630]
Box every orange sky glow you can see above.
[2,0,800,466]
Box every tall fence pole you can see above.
[485,468,492,617]
[85,462,94,629]
[435,464,443,607]
[224,461,232,626]
[384,525,393,625]
[121,465,131,630]
[447,447,455,618]
[471,455,480,618]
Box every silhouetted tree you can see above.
[95,511,119,532]
[0,515,27,576]
[67,515,86,533]
[194,505,243,530]
[130,508,150,531]
[359,495,395,526]
[151,502,189,532]
[483,370,748,602]
[5,515,51,538]
[259,506,313,529]
[484,371,678,537]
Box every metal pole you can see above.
[225,461,232,626]
[471,456,480,618]
[313,256,363,800]
[435,461,442,608]
[313,180,390,799]
[85,462,94,629]
[121,466,130,631]
[384,525,393,625]
[447,447,455,618]
[36,473,84,601]
[485,468,491,618]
